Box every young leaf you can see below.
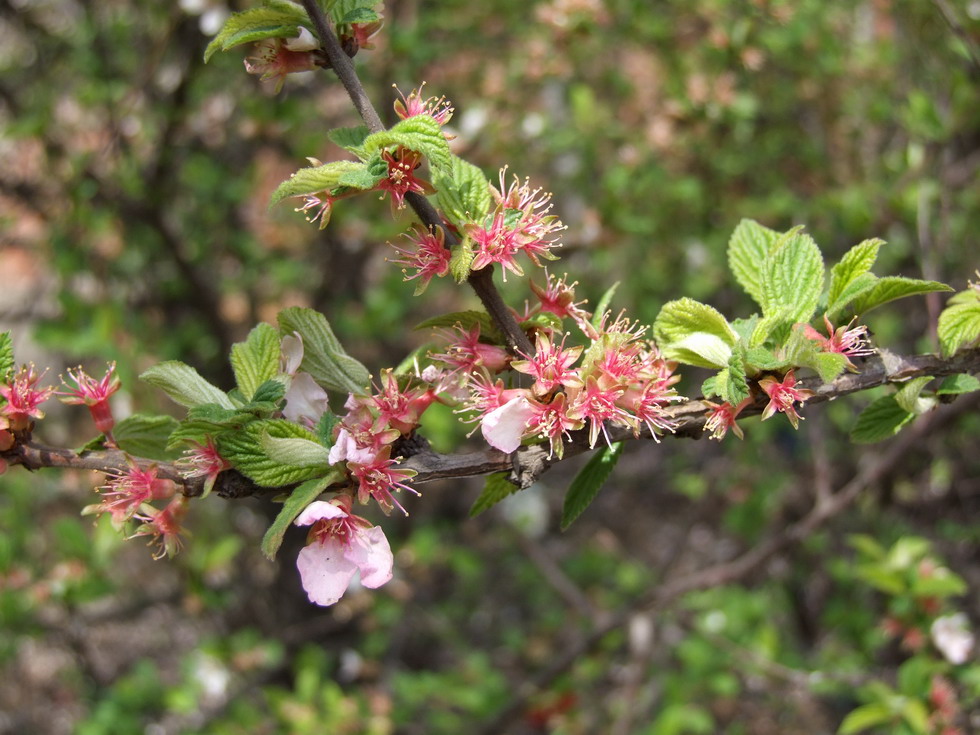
[327,124,371,152]
[850,395,915,443]
[449,235,475,283]
[270,160,374,206]
[720,352,750,406]
[591,282,620,329]
[826,273,879,322]
[260,472,340,560]
[361,115,452,173]
[727,219,779,309]
[937,373,980,395]
[937,289,980,357]
[230,323,281,401]
[433,156,492,227]
[219,419,328,487]
[828,238,883,308]
[653,298,737,368]
[760,228,824,325]
[277,307,370,395]
[849,276,952,316]
[258,431,331,467]
[0,331,13,378]
[894,376,936,415]
[560,442,624,530]
[141,361,234,409]
[837,703,895,735]
[113,414,181,461]
[204,2,310,62]
[469,472,521,517]
[251,379,287,405]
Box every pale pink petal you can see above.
[296,537,357,606]
[283,372,329,424]
[346,526,394,589]
[284,27,318,52]
[482,395,535,453]
[294,500,347,527]
[281,333,304,375]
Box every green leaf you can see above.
[469,473,521,517]
[449,235,475,283]
[327,124,371,151]
[849,276,952,316]
[230,323,281,401]
[251,379,287,405]
[937,373,980,395]
[113,414,181,461]
[826,273,878,322]
[591,282,620,329]
[719,351,750,406]
[315,410,339,446]
[760,228,824,325]
[220,419,327,487]
[894,376,936,414]
[828,239,883,309]
[0,331,13,378]
[900,698,930,734]
[361,115,452,173]
[782,325,849,382]
[270,160,377,207]
[328,0,382,26]
[141,361,234,410]
[838,703,894,734]
[415,310,502,342]
[433,156,492,227]
[259,431,331,467]
[911,567,967,597]
[277,307,370,395]
[260,472,340,560]
[938,296,980,357]
[727,219,779,309]
[560,442,624,530]
[204,2,310,62]
[520,312,564,334]
[653,298,737,368]
[850,395,915,443]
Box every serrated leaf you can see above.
[743,346,784,371]
[837,703,894,734]
[449,235,475,283]
[327,124,370,151]
[337,6,378,24]
[561,442,623,530]
[113,414,181,461]
[259,431,331,467]
[937,373,980,395]
[938,298,980,357]
[204,2,310,62]
[220,419,327,487]
[270,160,372,206]
[415,311,502,343]
[0,331,13,378]
[141,361,234,409]
[850,395,915,443]
[591,282,620,329]
[361,115,452,173]
[328,0,382,26]
[894,376,936,414]
[277,307,370,395]
[701,375,719,399]
[251,379,287,405]
[337,163,386,189]
[826,273,879,321]
[760,228,824,325]
[315,410,339,446]
[260,472,340,560]
[828,238,883,308]
[653,298,737,368]
[433,156,492,227]
[850,276,952,316]
[782,325,848,382]
[728,219,779,309]
[810,352,849,383]
[469,473,521,517]
[230,323,281,401]
[721,352,750,405]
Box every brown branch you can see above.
[298,0,534,355]
[4,347,979,494]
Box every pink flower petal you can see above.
[482,395,535,453]
[346,526,393,589]
[296,537,358,606]
[294,500,347,526]
[283,372,329,425]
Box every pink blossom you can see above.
[58,362,121,436]
[348,446,419,516]
[370,369,436,435]
[376,149,434,210]
[283,372,329,426]
[758,370,814,429]
[481,395,536,453]
[343,20,383,52]
[512,333,584,397]
[0,365,54,431]
[131,496,188,560]
[87,460,177,526]
[529,272,595,338]
[178,438,230,496]
[244,37,319,94]
[328,427,379,467]
[393,84,454,126]
[294,497,393,606]
[526,392,582,459]
[803,316,875,369]
[703,399,749,440]
[567,375,630,448]
[280,333,304,375]
[389,224,451,293]
[431,324,511,375]
[295,191,335,229]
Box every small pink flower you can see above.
[389,224,451,293]
[393,83,454,126]
[88,460,177,526]
[178,438,230,496]
[370,369,436,436]
[431,324,511,375]
[511,333,584,397]
[59,362,121,436]
[0,365,54,431]
[758,370,814,429]
[803,316,875,369]
[703,399,750,440]
[294,497,393,607]
[376,149,434,210]
[342,20,383,52]
[482,394,536,453]
[131,496,188,560]
[295,191,335,229]
[529,272,595,338]
[566,375,630,448]
[526,392,582,459]
[245,37,319,94]
[348,446,419,516]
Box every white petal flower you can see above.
[931,613,974,665]
[482,395,535,453]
